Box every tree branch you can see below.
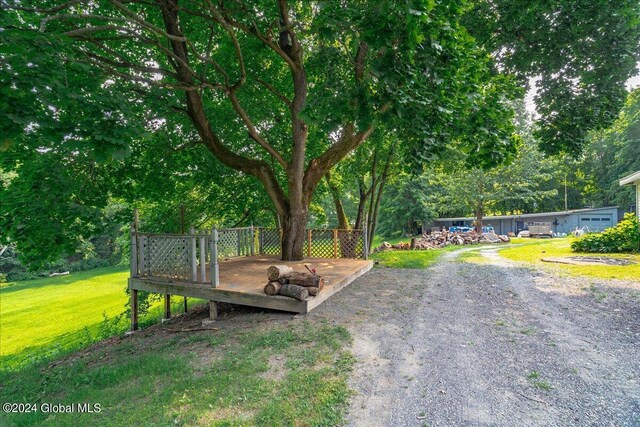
[228,89,288,168]
[255,77,292,107]
[157,0,289,216]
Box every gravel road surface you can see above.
[310,247,640,427]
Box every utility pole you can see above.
[564,173,568,211]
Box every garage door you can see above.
[579,215,612,231]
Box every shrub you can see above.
[571,213,640,253]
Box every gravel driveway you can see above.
[309,247,640,427]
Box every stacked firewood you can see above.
[263,265,325,301]
[374,231,510,252]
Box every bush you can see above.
[571,213,640,253]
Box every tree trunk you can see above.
[368,148,393,245]
[354,180,368,229]
[280,207,308,261]
[325,171,350,230]
[475,206,484,233]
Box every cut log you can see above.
[267,265,293,281]
[286,272,325,288]
[307,286,320,296]
[264,281,282,296]
[278,284,309,301]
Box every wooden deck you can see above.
[129,255,373,314]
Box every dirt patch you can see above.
[260,354,288,381]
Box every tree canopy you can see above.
[1,0,638,262]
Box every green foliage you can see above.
[377,173,438,237]
[2,0,636,262]
[571,213,640,253]
[580,89,640,210]
[465,0,640,155]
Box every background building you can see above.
[426,207,621,235]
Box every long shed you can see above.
[427,206,620,235]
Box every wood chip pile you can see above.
[374,231,510,252]
[263,265,324,301]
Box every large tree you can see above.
[1,0,517,260]
[2,0,638,261]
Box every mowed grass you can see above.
[500,238,640,281]
[1,267,129,364]
[370,244,460,268]
[0,321,354,427]
[0,267,198,368]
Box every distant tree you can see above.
[465,0,640,155]
[377,173,438,238]
[431,117,559,231]
[580,89,640,210]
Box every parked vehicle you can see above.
[527,222,553,238]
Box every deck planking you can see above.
[129,255,372,314]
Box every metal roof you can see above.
[619,171,640,186]
[435,206,619,222]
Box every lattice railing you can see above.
[139,234,192,281]
[257,228,367,260]
[131,226,367,285]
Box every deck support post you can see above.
[333,229,338,258]
[209,301,217,320]
[163,294,171,320]
[210,229,219,288]
[131,289,139,331]
[362,224,368,260]
[307,229,312,257]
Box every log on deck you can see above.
[128,256,372,315]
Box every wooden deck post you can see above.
[138,235,146,276]
[250,225,255,256]
[130,223,138,277]
[163,294,171,320]
[307,229,312,257]
[362,224,369,260]
[210,228,219,288]
[209,301,217,320]
[333,229,338,258]
[199,235,206,282]
[237,229,241,257]
[131,289,139,331]
[190,227,197,282]
[258,228,263,254]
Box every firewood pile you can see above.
[374,231,510,252]
[263,265,324,300]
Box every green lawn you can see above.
[499,238,640,281]
[370,244,460,268]
[0,267,197,368]
[0,321,353,426]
